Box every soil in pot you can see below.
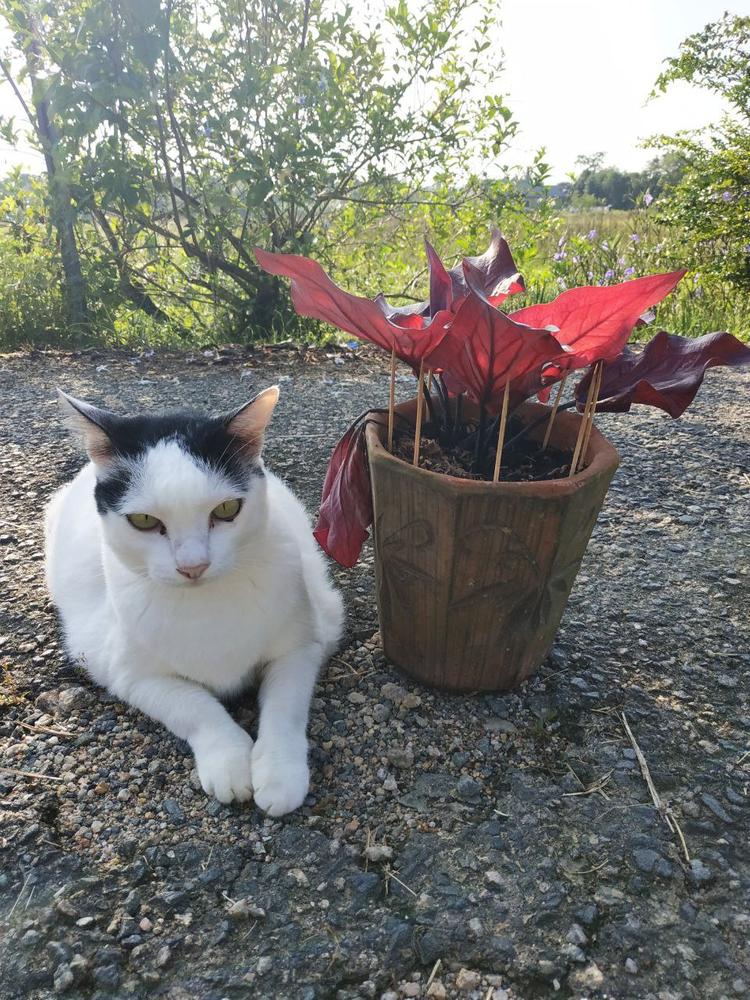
[392,414,573,482]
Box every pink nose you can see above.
[177,562,209,580]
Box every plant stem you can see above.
[473,404,486,474]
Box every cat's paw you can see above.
[194,729,254,804]
[251,739,309,817]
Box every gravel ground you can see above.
[0,344,748,1000]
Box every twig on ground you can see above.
[7,873,31,919]
[621,712,690,863]
[383,867,417,897]
[0,766,63,783]
[15,719,72,738]
[425,959,442,988]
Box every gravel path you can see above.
[0,345,748,1000]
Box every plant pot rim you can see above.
[365,398,620,498]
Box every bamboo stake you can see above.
[492,383,511,483]
[576,361,603,473]
[412,359,426,466]
[387,347,396,452]
[568,365,598,477]
[541,372,569,450]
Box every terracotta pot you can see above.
[365,399,619,692]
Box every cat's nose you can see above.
[177,562,210,580]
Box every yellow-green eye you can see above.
[126,513,161,531]
[211,499,242,522]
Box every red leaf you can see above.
[372,228,524,322]
[509,270,685,368]
[313,415,375,568]
[575,330,750,417]
[254,248,450,370]
[425,271,566,413]
[426,240,454,314]
[450,227,525,306]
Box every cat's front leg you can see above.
[252,643,323,817]
[111,672,254,804]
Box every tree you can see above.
[649,13,750,290]
[0,0,515,339]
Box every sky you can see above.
[0,0,744,180]
[500,0,744,180]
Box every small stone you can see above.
[92,964,120,989]
[257,956,272,975]
[55,899,79,923]
[383,775,399,792]
[53,964,74,993]
[90,820,103,834]
[457,776,482,800]
[75,916,95,928]
[625,958,638,974]
[401,692,422,709]
[632,848,660,873]
[364,844,393,863]
[348,691,367,705]
[566,923,587,946]
[57,686,91,717]
[288,868,309,887]
[402,985,421,998]
[569,963,604,991]
[456,968,480,992]
[485,870,503,888]
[387,747,414,769]
[485,718,517,734]
[227,898,251,920]
[689,859,714,886]
[162,798,185,823]
[139,917,153,932]
[123,889,141,915]
[68,955,89,983]
[372,704,391,723]
[426,983,446,1000]
[380,683,405,703]
[155,945,171,968]
[701,793,733,824]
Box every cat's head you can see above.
[57,387,280,587]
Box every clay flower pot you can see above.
[365,399,620,692]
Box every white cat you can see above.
[44,386,344,816]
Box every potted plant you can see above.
[255,233,749,691]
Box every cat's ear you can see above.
[57,389,116,465]
[224,385,280,460]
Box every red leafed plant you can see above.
[255,233,750,567]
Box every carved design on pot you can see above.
[376,517,436,661]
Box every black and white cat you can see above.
[44,386,344,816]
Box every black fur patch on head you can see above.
[93,411,261,514]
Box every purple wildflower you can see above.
[722,190,733,202]
[556,277,567,289]
[643,192,654,207]
[602,240,610,250]
[630,233,640,243]
[624,266,635,277]
[553,251,567,261]
[586,229,598,241]
[558,236,567,248]
[604,268,615,281]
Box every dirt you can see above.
[393,416,572,482]
[0,344,748,1000]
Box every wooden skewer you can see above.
[568,364,598,477]
[576,361,603,473]
[412,359,426,466]
[387,347,396,452]
[542,371,569,450]
[492,383,511,483]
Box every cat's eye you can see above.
[126,513,161,531]
[211,499,242,522]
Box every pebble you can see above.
[162,799,185,823]
[625,958,639,974]
[364,844,393,863]
[56,686,91,717]
[387,747,414,769]
[426,983,446,999]
[455,968,480,992]
[53,964,74,993]
[456,776,482,800]
[689,859,714,885]
[701,792,733,824]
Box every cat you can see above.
[44,386,344,816]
